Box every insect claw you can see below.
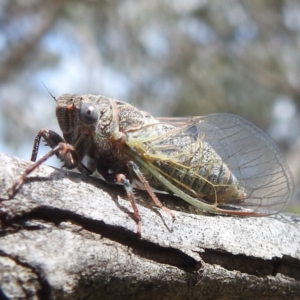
[7,176,24,200]
[7,187,15,200]
[136,222,142,239]
[166,208,175,222]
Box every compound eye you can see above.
[79,103,99,125]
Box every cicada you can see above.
[8,94,294,236]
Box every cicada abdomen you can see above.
[126,114,293,216]
[127,121,246,205]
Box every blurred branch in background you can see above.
[0,0,63,81]
[0,0,299,211]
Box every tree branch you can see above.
[0,152,299,299]
[0,0,64,82]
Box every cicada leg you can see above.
[8,129,79,199]
[31,128,92,173]
[128,161,175,221]
[31,129,65,162]
[116,174,142,237]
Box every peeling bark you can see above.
[0,152,299,300]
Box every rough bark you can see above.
[0,152,299,300]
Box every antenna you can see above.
[42,82,57,102]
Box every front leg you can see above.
[32,129,93,175]
[8,129,79,199]
[31,129,65,162]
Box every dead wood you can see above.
[0,152,299,300]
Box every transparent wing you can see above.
[126,114,293,215]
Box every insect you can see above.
[8,94,294,236]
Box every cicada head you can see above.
[55,94,107,162]
[55,94,102,142]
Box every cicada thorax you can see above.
[87,97,161,177]
[128,122,246,205]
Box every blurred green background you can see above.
[0,0,299,212]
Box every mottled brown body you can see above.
[8,94,294,236]
[56,94,244,205]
